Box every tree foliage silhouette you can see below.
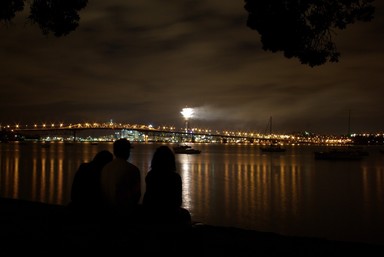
[1,0,375,66]
[0,0,88,37]
[244,0,375,67]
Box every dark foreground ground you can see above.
[1,197,383,257]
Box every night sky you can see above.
[1,1,383,135]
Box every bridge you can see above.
[2,121,297,144]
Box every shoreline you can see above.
[1,197,383,256]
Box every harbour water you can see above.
[1,141,383,245]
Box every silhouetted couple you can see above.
[69,139,191,228]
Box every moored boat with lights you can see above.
[173,144,201,154]
[260,116,286,153]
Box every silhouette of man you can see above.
[100,139,141,215]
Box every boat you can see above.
[260,116,286,152]
[314,148,365,161]
[173,144,201,154]
[260,143,286,152]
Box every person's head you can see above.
[93,150,113,166]
[113,138,131,160]
[151,145,176,172]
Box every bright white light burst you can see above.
[181,107,194,120]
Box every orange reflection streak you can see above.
[232,163,237,217]
[272,166,279,210]
[279,165,287,214]
[248,164,255,218]
[13,156,19,198]
[81,145,93,163]
[4,155,12,196]
[255,165,262,211]
[32,159,37,201]
[361,166,384,225]
[237,163,243,220]
[57,159,63,204]
[49,159,55,203]
[291,165,299,216]
[224,164,230,221]
[196,163,203,216]
[261,164,268,211]
[204,163,209,213]
[40,157,46,202]
[4,157,10,197]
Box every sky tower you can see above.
[180,107,194,132]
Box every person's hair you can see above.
[113,138,131,159]
[151,145,176,172]
[93,150,113,165]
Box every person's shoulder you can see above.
[171,171,181,178]
[101,159,118,172]
[76,162,91,172]
[79,162,89,168]
[167,172,182,184]
[127,161,140,171]
[101,159,113,168]
[144,170,155,180]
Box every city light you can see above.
[3,119,384,145]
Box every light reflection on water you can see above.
[1,142,384,245]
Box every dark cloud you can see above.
[1,1,383,135]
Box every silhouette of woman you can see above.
[69,150,113,211]
[142,145,191,227]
